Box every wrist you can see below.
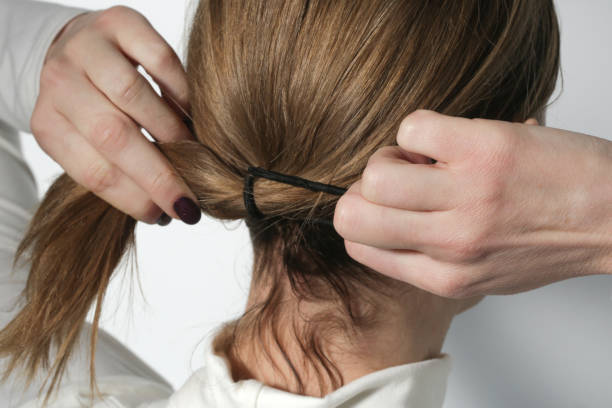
[591,219,612,276]
[586,135,612,275]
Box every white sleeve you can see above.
[0,0,87,133]
[0,1,174,406]
[0,133,175,406]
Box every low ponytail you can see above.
[1,0,562,401]
[0,135,342,405]
[0,172,137,406]
[0,139,238,406]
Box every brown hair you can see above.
[0,0,560,404]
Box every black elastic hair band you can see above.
[243,166,347,226]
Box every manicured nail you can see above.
[156,212,172,226]
[173,197,201,225]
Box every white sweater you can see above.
[0,1,451,407]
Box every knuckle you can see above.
[163,116,188,141]
[151,44,178,72]
[397,109,432,146]
[92,117,131,153]
[397,118,414,145]
[365,146,392,166]
[380,213,413,249]
[83,161,119,194]
[478,176,505,215]
[333,193,360,238]
[360,163,385,202]
[94,5,137,29]
[176,89,190,108]
[437,231,484,263]
[411,109,436,121]
[402,109,434,128]
[480,123,518,173]
[149,170,179,197]
[107,4,135,14]
[40,58,67,89]
[455,240,484,263]
[343,240,360,260]
[62,32,86,57]
[437,273,471,299]
[114,71,146,105]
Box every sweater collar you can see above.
[168,341,451,408]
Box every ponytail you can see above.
[0,172,137,406]
[0,139,228,406]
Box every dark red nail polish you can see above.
[173,197,201,225]
[157,212,172,226]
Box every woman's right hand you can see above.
[30,6,202,226]
[334,110,612,299]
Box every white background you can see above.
[20,1,612,407]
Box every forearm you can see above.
[0,0,87,132]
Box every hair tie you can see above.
[243,166,347,226]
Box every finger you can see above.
[344,240,463,298]
[51,68,200,223]
[33,106,164,224]
[396,110,477,163]
[77,35,192,143]
[361,146,457,210]
[162,90,195,135]
[334,182,450,250]
[98,7,190,112]
[370,145,436,165]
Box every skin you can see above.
[29,5,612,392]
[221,275,483,397]
[334,110,612,299]
[34,7,612,297]
[30,7,477,394]
[31,7,197,224]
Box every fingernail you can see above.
[157,212,172,226]
[173,197,201,225]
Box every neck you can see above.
[213,280,458,397]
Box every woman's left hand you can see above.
[334,110,612,299]
[30,6,200,225]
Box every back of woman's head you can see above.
[0,0,560,404]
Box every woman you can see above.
[1,0,564,407]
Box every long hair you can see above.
[0,0,560,405]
